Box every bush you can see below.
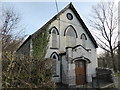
[2,57,56,88]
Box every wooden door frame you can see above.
[75,60,87,85]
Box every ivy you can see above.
[32,28,49,59]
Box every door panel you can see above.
[75,60,86,85]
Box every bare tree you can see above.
[89,2,118,72]
[118,41,120,71]
[118,2,120,71]
[98,51,114,68]
[0,6,26,60]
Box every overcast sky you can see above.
[2,1,119,55]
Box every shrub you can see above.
[2,56,56,88]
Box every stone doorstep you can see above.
[76,85,85,88]
[72,84,92,88]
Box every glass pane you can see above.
[53,55,56,59]
[66,27,76,37]
[52,34,57,48]
[81,34,86,40]
[52,29,57,34]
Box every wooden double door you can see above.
[75,60,86,85]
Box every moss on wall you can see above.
[32,28,49,59]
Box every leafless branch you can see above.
[89,1,118,71]
[1,6,27,60]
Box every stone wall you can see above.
[96,68,113,83]
[16,38,31,58]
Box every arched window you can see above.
[81,33,87,47]
[64,25,77,38]
[64,25,77,46]
[50,52,59,60]
[52,29,57,34]
[52,29,57,48]
[49,27,59,48]
[50,52,60,83]
[66,27,76,37]
[53,55,57,59]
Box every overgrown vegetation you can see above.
[2,26,56,88]
[1,6,55,88]
[98,50,118,70]
[32,28,49,59]
[1,6,26,61]
[2,57,55,88]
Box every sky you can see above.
[2,1,119,55]
[2,2,97,35]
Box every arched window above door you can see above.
[64,25,78,47]
[64,25,78,38]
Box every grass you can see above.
[112,72,120,76]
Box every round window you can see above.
[66,13,73,20]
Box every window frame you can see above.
[49,27,59,49]
[64,25,78,38]
[80,33,87,47]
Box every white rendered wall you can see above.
[44,8,97,85]
[61,55,68,84]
